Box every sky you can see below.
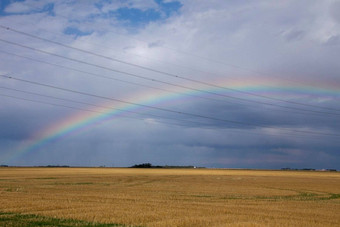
[0,0,339,169]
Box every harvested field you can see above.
[0,168,339,226]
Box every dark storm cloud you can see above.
[0,0,339,168]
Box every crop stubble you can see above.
[0,168,339,226]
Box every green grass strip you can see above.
[0,212,132,227]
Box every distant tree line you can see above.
[0,165,71,168]
[130,163,202,169]
[281,168,337,172]
[130,163,162,168]
[37,165,70,168]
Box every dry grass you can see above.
[0,167,339,226]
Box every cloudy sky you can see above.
[0,0,339,169]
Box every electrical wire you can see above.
[1,49,337,118]
[0,86,219,128]
[0,50,236,105]
[1,74,339,137]
[2,25,339,113]
[1,38,339,117]
[0,87,333,140]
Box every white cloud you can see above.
[100,0,159,13]
[4,2,32,13]
[4,0,54,13]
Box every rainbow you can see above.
[4,78,340,162]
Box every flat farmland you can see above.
[0,168,339,226]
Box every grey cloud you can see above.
[325,35,340,45]
[0,0,339,169]
[330,1,340,24]
[148,40,163,48]
[283,30,305,42]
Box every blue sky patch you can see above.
[155,0,182,17]
[114,7,161,26]
[63,27,93,37]
[0,0,182,26]
[0,0,22,15]
[110,0,182,27]
[0,0,20,10]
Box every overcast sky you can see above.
[0,0,339,169]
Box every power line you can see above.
[33,6,299,83]
[3,86,315,139]
[2,25,339,112]
[12,2,275,76]
[1,38,339,117]
[1,49,336,118]
[1,74,339,137]
[0,93,103,114]
[3,19,312,96]
[0,50,236,105]
[0,86,218,128]
[0,93,207,129]
[2,91,322,140]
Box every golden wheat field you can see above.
[0,167,339,226]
